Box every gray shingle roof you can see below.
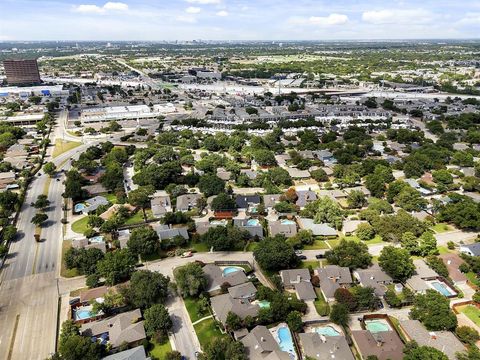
[299,333,354,360]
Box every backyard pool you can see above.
[74,306,99,321]
[429,281,456,297]
[281,219,296,225]
[275,326,297,359]
[314,326,341,336]
[365,319,392,333]
[74,203,86,213]
[89,235,104,244]
[222,266,244,276]
[253,300,271,309]
[246,218,260,226]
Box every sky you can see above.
[1,0,480,41]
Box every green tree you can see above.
[96,249,136,285]
[403,344,448,360]
[304,196,344,229]
[347,190,367,209]
[253,235,298,271]
[325,240,372,270]
[43,162,56,177]
[225,311,243,331]
[201,226,249,251]
[198,174,225,197]
[199,337,247,360]
[31,212,48,226]
[286,311,304,332]
[394,187,428,212]
[356,223,375,241]
[456,346,480,360]
[329,303,349,327]
[173,262,207,298]
[378,246,415,282]
[334,288,357,311]
[127,226,160,258]
[122,270,170,309]
[58,320,102,360]
[128,187,153,219]
[410,289,457,331]
[33,194,50,209]
[211,193,237,212]
[456,326,480,345]
[144,303,172,337]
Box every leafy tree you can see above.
[201,226,249,251]
[165,351,182,360]
[144,303,172,337]
[329,303,349,327]
[303,196,344,229]
[252,149,277,167]
[64,247,104,275]
[456,326,480,345]
[211,193,237,212]
[96,249,137,285]
[225,311,243,331]
[33,194,50,209]
[31,212,48,226]
[356,223,375,241]
[378,246,414,282]
[127,226,160,258]
[394,187,427,212]
[403,343,448,360]
[173,262,207,298]
[347,190,367,209]
[199,338,247,360]
[425,256,449,278]
[286,311,304,333]
[64,170,87,201]
[253,235,298,271]
[325,240,372,270]
[334,288,357,311]
[128,187,153,219]
[371,210,426,242]
[43,162,56,177]
[310,168,329,182]
[58,320,102,360]
[456,346,480,360]
[121,270,170,309]
[268,167,292,186]
[410,289,457,331]
[351,286,378,310]
[365,165,394,198]
[198,174,225,197]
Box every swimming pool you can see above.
[429,281,456,297]
[281,219,296,225]
[222,266,244,276]
[365,319,392,333]
[314,326,341,336]
[89,235,104,243]
[74,306,97,321]
[255,300,271,309]
[277,326,296,359]
[74,203,86,213]
[246,219,260,226]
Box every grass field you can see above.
[194,318,227,349]
[246,241,259,252]
[458,305,480,327]
[314,287,330,316]
[298,260,320,269]
[71,216,89,234]
[184,297,207,323]
[149,339,172,360]
[344,234,385,245]
[52,140,81,158]
[431,223,452,233]
[104,193,118,204]
[303,240,329,250]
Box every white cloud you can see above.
[176,15,197,23]
[362,9,431,24]
[103,2,129,11]
[186,0,221,4]
[73,2,128,14]
[308,13,349,26]
[457,12,480,26]
[186,6,201,14]
[216,10,228,17]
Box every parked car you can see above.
[295,250,303,255]
[315,254,325,259]
[181,251,193,258]
[69,297,80,306]
[297,255,307,260]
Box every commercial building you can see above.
[3,59,41,85]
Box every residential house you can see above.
[342,220,368,236]
[299,333,354,360]
[150,194,172,218]
[399,320,464,360]
[239,169,258,180]
[210,293,260,326]
[263,194,282,209]
[228,282,257,301]
[280,269,316,301]
[82,196,109,214]
[176,193,202,212]
[233,218,264,238]
[102,345,150,360]
[0,171,16,189]
[297,218,337,237]
[154,225,189,242]
[72,237,107,253]
[343,186,371,197]
[241,326,291,360]
[203,264,248,293]
[459,243,480,257]
[296,190,317,208]
[405,259,439,294]
[268,220,297,238]
[83,183,108,196]
[117,229,130,249]
[235,195,261,211]
[317,265,353,302]
[351,329,404,360]
[353,264,393,297]
[439,253,468,285]
[216,167,232,181]
[286,167,310,179]
[195,220,226,236]
[80,309,146,349]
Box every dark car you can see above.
[297,255,307,260]
[69,297,80,305]
[315,254,325,259]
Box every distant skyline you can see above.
[1,0,480,41]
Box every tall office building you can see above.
[3,59,41,86]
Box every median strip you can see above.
[7,314,20,360]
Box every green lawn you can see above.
[432,223,452,233]
[184,297,208,323]
[194,318,227,349]
[149,339,172,360]
[466,272,480,287]
[303,240,329,250]
[458,305,480,327]
[345,234,385,245]
[71,216,90,234]
[104,193,118,204]
[298,260,320,269]
[326,239,341,248]
[438,246,452,255]
[313,287,330,316]
[61,240,79,278]
[124,210,152,225]
[52,140,82,158]
[190,241,210,253]
[246,242,259,251]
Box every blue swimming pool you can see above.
[365,319,391,333]
[277,326,296,358]
[89,235,104,243]
[74,203,86,213]
[430,281,455,296]
[281,219,296,225]
[315,326,340,336]
[246,219,260,226]
[257,300,270,309]
[74,307,96,321]
[223,266,243,276]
